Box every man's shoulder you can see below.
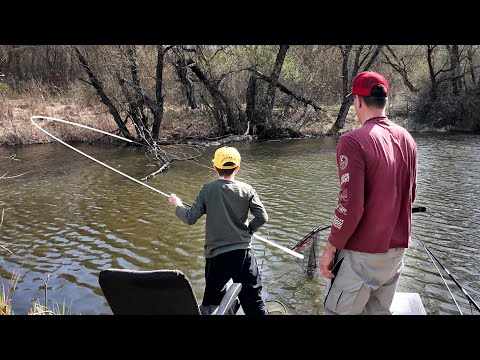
[390,122,416,143]
[339,129,363,145]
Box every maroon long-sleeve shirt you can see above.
[327,116,417,253]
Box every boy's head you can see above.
[213,146,241,176]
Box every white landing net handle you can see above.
[252,233,304,259]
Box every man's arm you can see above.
[326,135,365,249]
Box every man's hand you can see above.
[168,193,183,207]
[319,241,336,279]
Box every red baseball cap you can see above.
[351,71,389,97]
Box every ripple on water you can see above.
[1,135,480,314]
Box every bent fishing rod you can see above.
[412,207,480,313]
[30,116,303,260]
[291,225,331,252]
[427,242,480,313]
[291,205,428,252]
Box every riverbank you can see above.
[0,90,363,147]
[1,92,426,147]
[0,94,216,146]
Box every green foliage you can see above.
[0,82,13,95]
[53,299,73,315]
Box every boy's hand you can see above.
[168,193,183,207]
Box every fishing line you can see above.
[31,116,192,205]
[414,232,480,314]
[32,115,145,146]
[185,158,214,170]
[412,206,479,314]
[30,116,302,259]
[412,233,463,314]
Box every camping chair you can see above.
[98,268,242,315]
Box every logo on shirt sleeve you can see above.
[336,203,347,215]
[339,155,348,170]
[340,173,349,185]
[332,214,344,230]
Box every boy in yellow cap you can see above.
[168,146,269,315]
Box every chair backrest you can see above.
[99,268,201,315]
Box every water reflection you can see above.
[0,133,479,315]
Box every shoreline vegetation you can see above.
[1,45,479,150]
[0,87,442,149]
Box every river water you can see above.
[1,132,479,315]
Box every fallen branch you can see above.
[141,162,171,181]
[0,170,32,180]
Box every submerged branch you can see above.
[141,162,171,181]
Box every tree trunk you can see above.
[328,45,383,135]
[175,58,197,109]
[187,59,238,134]
[261,45,289,127]
[74,46,133,140]
[126,46,149,133]
[466,46,477,87]
[151,45,165,142]
[447,45,462,96]
[427,45,438,101]
[246,75,258,129]
[329,96,354,134]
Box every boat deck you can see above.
[237,292,427,315]
[391,292,427,315]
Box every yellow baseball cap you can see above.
[212,146,241,169]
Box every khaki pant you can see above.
[324,247,406,315]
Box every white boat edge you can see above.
[236,292,427,315]
[391,292,427,315]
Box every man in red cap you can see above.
[319,71,418,315]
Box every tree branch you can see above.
[248,68,325,112]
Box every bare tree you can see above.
[260,45,289,127]
[173,51,197,110]
[75,46,134,140]
[426,45,453,101]
[465,45,479,88]
[381,45,420,93]
[446,45,463,96]
[74,45,172,144]
[327,45,383,135]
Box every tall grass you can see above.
[28,298,73,315]
[0,267,21,315]
[1,208,74,315]
[0,79,117,146]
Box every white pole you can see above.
[252,234,304,259]
[31,116,303,260]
